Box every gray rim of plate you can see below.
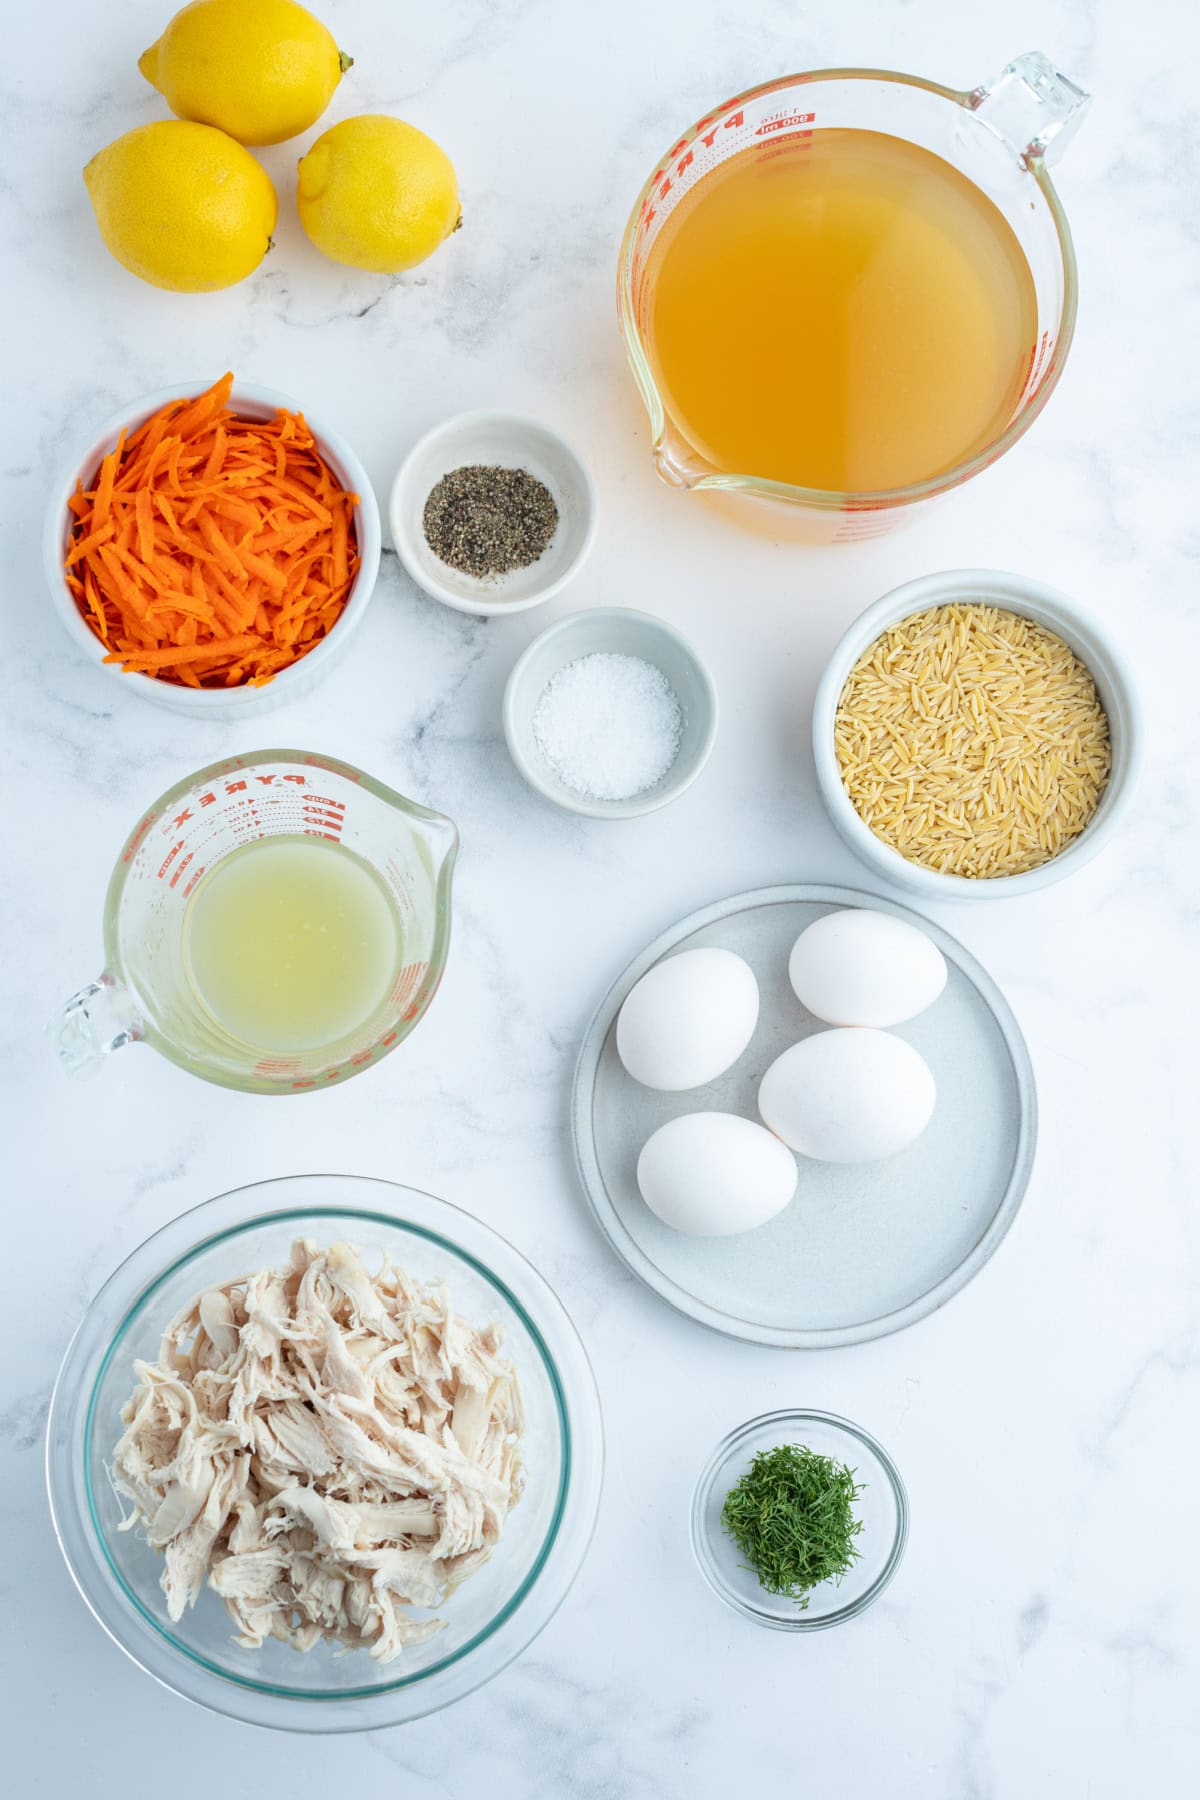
[570,883,1037,1349]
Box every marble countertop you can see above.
[3,0,1197,1793]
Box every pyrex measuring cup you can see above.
[618,52,1090,543]
[52,751,457,1095]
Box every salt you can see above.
[531,652,683,802]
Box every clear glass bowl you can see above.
[690,1410,907,1630]
[45,1176,603,1731]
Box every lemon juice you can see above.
[183,836,400,1053]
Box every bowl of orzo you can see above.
[813,570,1141,899]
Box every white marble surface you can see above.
[3,0,1198,1792]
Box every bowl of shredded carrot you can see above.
[44,373,381,713]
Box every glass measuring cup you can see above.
[51,751,457,1095]
[618,52,1090,543]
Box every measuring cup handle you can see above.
[49,974,142,1077]
[969,51,1091,166]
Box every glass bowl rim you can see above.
[46,1175,603,1729]
[689,1408,908,1630]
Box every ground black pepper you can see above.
[422,464,559,580]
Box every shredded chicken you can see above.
[112,1240,525,1661]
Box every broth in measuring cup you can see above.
[643,128,1038,494]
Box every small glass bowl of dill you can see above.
[690,1410,908,1630]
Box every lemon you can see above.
[84,121,278,292]
[138,0,350,147]
[297,115,461,273]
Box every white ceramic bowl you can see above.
[389,410,596,615]
[812,569,1142,900]
[43,380,382,718]
[503,606,719,819]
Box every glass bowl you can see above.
[45,1175,603,1731]
[690,1410,907,1630]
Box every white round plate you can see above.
[571,885,1036,1348]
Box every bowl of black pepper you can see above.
[389,411,597,615]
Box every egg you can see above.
[616,947,759,1091]
[636,1112,798,1236]
[789,908,947,1028]
[758,1028,936,1162]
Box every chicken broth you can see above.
[643,128,1039,493]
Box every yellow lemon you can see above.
[84,121,278,292]
[138,0,350,147]
[297,115,461,273]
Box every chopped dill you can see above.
[721,1442,864,1606]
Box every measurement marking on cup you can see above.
[755,111,815,137]
[169,850,196,890]
[157,841,185,880]
[123,813,157,864]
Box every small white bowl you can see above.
[812,568,1142,900]
[503,606,719,819]
[43,380,381,718]
[389,410,596,615]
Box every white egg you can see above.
[789,908,947,1028]
[616,947,759,1091]
[758,1028,936,1162]
[637,1112,798,1237]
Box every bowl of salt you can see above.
[502,607,719,819]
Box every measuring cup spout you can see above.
[50,974,142,1077]
[406,802,460,890]
[968,52,1091,166]
[652,423,717,492]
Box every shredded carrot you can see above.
[110,632,262,671]
[66,374,361,688]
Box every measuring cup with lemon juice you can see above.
[52,751,457,1095]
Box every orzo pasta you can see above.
[834,604,1111,879]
